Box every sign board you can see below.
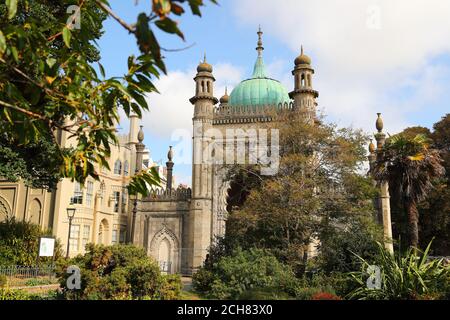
[38,237,55,257]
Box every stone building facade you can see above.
[0,29,320,275]
[132,28,320,275]
[0,114,171,257]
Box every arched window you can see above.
[207,81,211,93]
[124,161,129,176]
[301,74,306,87]
[114,160,122,175]
[201,81,205,93]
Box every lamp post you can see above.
[66,206,76,259]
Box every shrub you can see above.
[193,248,300,300]
[317,216,382,274]
[57,244,181,300]
[347,241,450,300]
[311,292,341,300]
[0,289,31,300]
[0,275,8,288]
[0,217,63,266]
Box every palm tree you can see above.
[374,134,445,248]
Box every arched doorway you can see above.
[150,227,179,274]
[98,219,109,244]
[28,199,41,226]
[158,238,171,273]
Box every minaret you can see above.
[166,146,174,192]
[289,46,319,121]
[188,54,218,274]
[372,113,394,254]
[130,125,145,244]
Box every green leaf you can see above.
[6,0,18,20]
[155,18,185,40]
[62,26,72,48]
[0,30,6,56]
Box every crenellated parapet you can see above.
[144,187,192,202]
[213,101,296,125]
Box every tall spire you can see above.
[256,25,264,57]
[252,26,267,78]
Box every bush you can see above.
[317,216,382,274]
[57,244,182,300]
[347,241,450,300]
[0,289,31,300]
[0,217,63,266]
[193,248,300,300]
[311,292,341,300]
[0,275,8,288]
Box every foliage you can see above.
[347,241,450,300]
[0,288,31,300]
[0,0,216,195]
[225,112,378,275]
[317,216,382,274]
[192,248,300,300]
[419,114,450,254]
[0,275,7,287]
[0,134,64,189]
[311,292,341,300]
[57,243,181,300]
[0,217,63,266]
[374,133,445,248]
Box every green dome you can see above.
[229,56,290,107]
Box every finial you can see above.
[301,45,304,55]
[376,113,384,133]
[256,26,264,57]
[369,139,375,154]
[225,86,228,95]
[137,125,144,143]
[204,52,207,63]
[167,146,173,162]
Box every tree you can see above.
[0,0,216,195]
[225,112,379,275]
[374,134,445,248]
[419,114,450,254]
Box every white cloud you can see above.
[232,0,450,133]
[141,63,244,137]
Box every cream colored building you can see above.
[0,114,172,257]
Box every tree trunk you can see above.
[406,200,419,248]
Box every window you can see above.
[114,160,122,175]
[112,230,118,244]
[124,161,129,176]
[71,183,83,204]
[113,191,120,213]
[121,191,127,213]
[119,229,126,243]
[69,224,80,252]
[86,181,94,206]
[82,225,90,248]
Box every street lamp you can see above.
[66,206,76,259]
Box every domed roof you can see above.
[197,54,212,73]
[220,87,229,104]
[295,46,311,66]
[229,29,290,107]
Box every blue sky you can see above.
[98,0,450,185]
